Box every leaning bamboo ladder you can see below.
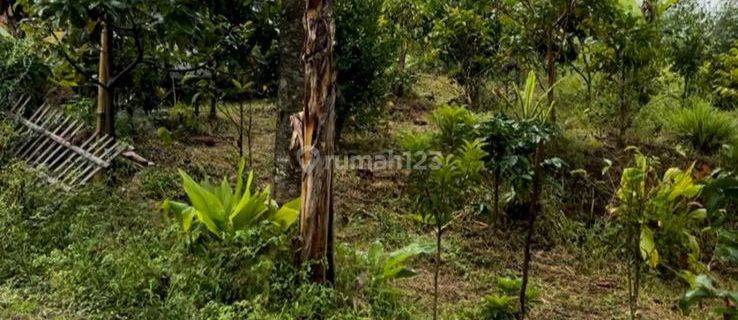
[3,96,128,190]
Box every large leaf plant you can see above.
[163,160,299,240]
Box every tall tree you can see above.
[598,0,664,147]
[430,1,500,108]
[662,0,709,101]
[23,0,146,137]
[273,0,305,204]
[299,0,337,283]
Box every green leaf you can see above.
[381,242,435,281]
[523,71,536,117]
[689,208,707,221]
[234,160,246,198]
[230,191,269,230]
[640,226,659,268]
[716,229,738,264]
[178,169,225,222]
[272,198,301,230]
[195,208,221,237]
[162,199,190,215]
[367,241,384,269]
[182,208,196,232]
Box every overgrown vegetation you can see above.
[1,0,738,319]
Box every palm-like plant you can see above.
[364,241,435,286]
[163,160,300,239]
[506,71,556,122]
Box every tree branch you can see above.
[107,16,144,88]
[48,27,108,89]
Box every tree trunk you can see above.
[617,59,627,149]
[682,76,690,105]
[519,140,544,320]
[209,93,217,121]
[520,32,556,316]
[493,166,501,225]
[545,30,557,123]
[433,225,442,320]
[395,40,407,97]
[95,20,113,137]
[238,102,244,158]
[248,103,253,169]
[299,0,337,284]
[273,0,305,204]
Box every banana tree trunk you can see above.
[299,0,337,284]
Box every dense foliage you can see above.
[1,0,738,319]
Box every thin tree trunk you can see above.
[618,59,627,148]
[628,223,638,320]
[248,103,253,169]
[395,40,407,97]
[95,19,112,137]
[209,93,217,120]
[273,0,305,204]
[493,166,500,224]
[520,32,557,316]
[171,73,178,105]
[545,30,557,123]
[682,76,690,104]
[299,0,337,284]
[433,224,442,320]
[238,102,244,158]
[519,140,544,320]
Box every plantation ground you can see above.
[0,75,735,319]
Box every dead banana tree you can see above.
[297,0,337,283]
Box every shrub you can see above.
[429,105,481,152]
[429,4,500,107]
[164,102,204,135]
[0,120,15,162]
[722,141,738,170]
[61,98,95,127]
[610,152,709,318]
[712,41,738,110]
[479,277,539,320]
[335,0,396,135]
[667,100,737,155]
[679,273,738,319]
[0,34,49,103]
[162,160,300,240]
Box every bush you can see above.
[156,102,204,137]
[429,105,481,152]
[429,3,500,107]
[667,99,737,155]
[723,141,738,170]
[0,119,15,162]
[61,98,96,127]
[0,34,49,104]
[0,164,411,319]
[478,277,539,320]
[335,0,396,135]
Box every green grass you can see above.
[0,78,735,319]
